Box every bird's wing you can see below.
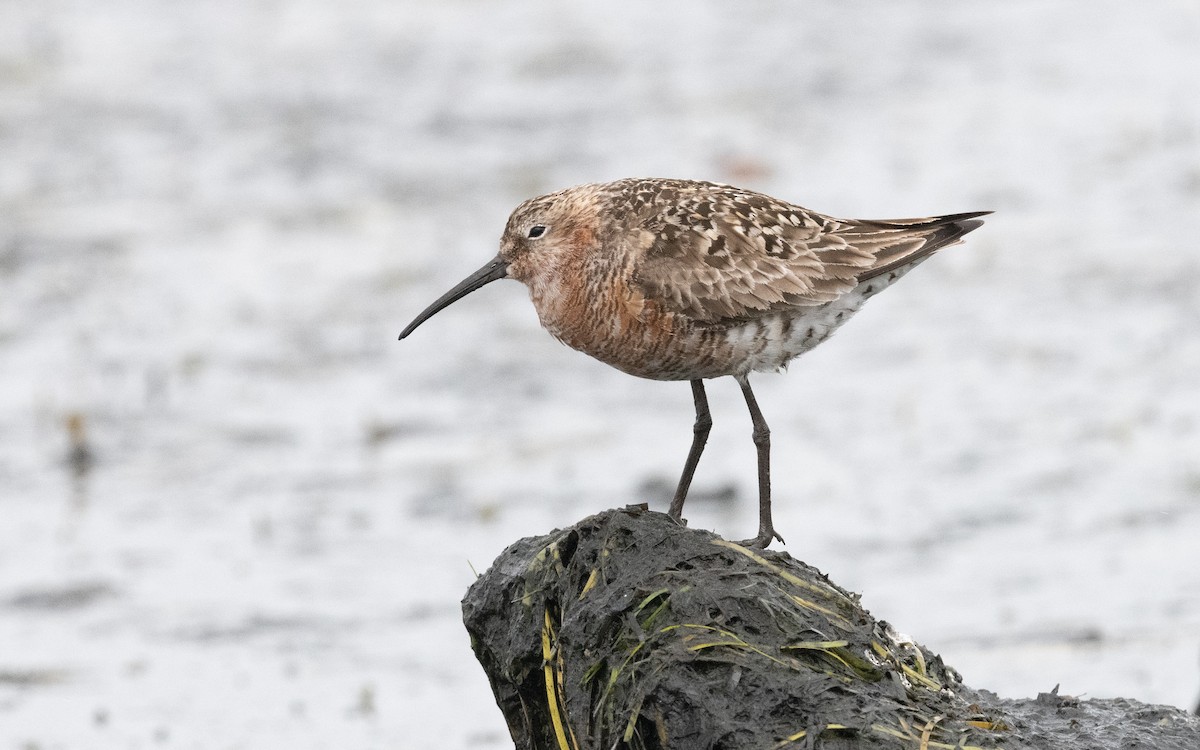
[627,181,988,324]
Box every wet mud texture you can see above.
[462,508,1200,750]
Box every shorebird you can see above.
[400,178,988,547]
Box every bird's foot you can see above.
[737,527,785,549]
[666,510,688,528]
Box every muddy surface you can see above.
[464,509,1200,749]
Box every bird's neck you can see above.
[528,255,674,369]
[526,251,591,341]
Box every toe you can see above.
[737,527,785,548]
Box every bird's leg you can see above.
[668,379,711,522]
[735,375,785,548]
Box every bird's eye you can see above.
[527,225,547,239]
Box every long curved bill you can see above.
[399,255,510,339]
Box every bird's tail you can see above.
[854,211,992,282]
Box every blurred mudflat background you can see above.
[1,2,1198,748]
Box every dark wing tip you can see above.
[940,210,994,221]
[922,210,991,251]
[860,210,992,229]
[854,210,991,283]
[938,210,992,236]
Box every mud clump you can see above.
[463,507,1200,750]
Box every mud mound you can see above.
[462,507,1200,749]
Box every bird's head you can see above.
[399,185,599,340]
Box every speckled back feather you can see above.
[603,179,988,324]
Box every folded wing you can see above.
[629,181,988,324]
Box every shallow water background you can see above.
[2,1,1200,747]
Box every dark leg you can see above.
[668,379,712,522]
[735,374,784,548]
